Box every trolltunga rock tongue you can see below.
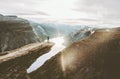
[0,42,54,79]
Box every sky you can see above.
[0,0,120,25]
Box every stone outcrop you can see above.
[29,27,120,79]
[0,42,54,79]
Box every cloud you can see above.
[0,0,119,25]
[73,0,120,23]
[0,0,49,16]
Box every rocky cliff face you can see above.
[0,15,39,52]
[0,42,54,79]
[29,27,120,79]
[64,29,92,46]
[32,22,92,40]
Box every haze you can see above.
[0,0,120,26]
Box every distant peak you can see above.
[5,15,17,18]
[0,14,3,16]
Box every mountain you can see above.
[29,22,48,42]
[39,23,92,37]
[64,27,94,46]
[0,14,55,79]
[0,15,40,52]
[30,22,94,45]
[29,27,120,79]
[0,42,54,79]
[0,14,94,52]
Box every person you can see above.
[47,36,49,42]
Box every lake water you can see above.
[27,37,66,73]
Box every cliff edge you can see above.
[0,42,54,79]
[30,27,120,79]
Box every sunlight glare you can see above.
[50,37,64,46]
